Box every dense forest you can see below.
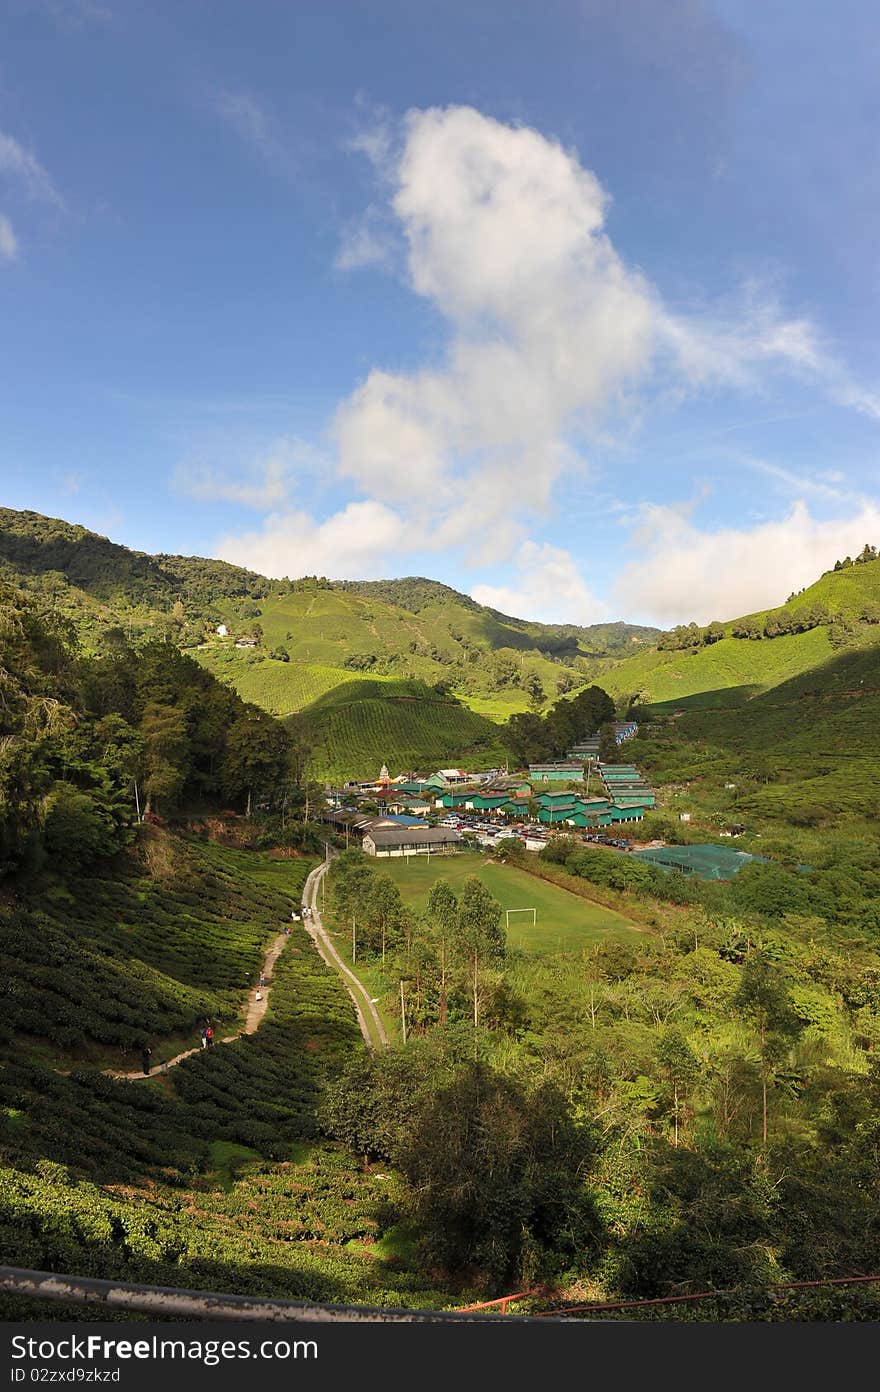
[504,685,616,765]
[0,579,297,878]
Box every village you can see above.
[320,721,767,883]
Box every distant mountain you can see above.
[335,576,659,656]
[0,507,275,609]
[7,506,877,783]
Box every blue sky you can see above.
[2,0,879,625]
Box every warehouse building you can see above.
[529,760,587,783]
[324,808,462,857]
[361,825,463,858]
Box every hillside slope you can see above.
[601,558,880,711]
[335,577,658,654]
[0,508,655,731]
[295,678,508,781]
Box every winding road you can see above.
[302,853,389,1052]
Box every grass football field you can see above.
[380,851,639,953]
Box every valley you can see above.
[2,507,880,1320]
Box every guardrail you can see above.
[0,1267,538,1323]
[458,1289,543,1315]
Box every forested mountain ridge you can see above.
[0,508,656,654]
[4,505,880,787]
[0,507,658,777]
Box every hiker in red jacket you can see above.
[205,1024,214,1047]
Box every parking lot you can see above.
[437,813,633,854]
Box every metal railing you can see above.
[0,1267,536,1323]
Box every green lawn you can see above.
[381,851,639,952]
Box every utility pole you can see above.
[133,780,141,823]
[400,980,407,1045]
[352,917,356,963]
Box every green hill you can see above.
[601,625,838,710]
[296,678,508,781]
[0,509,659,739]
[6,505,880,789]
[601,558,880,712]
[680,645,880,821]
[336,576,658,655]
[0,507,663,779]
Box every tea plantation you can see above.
[0,829,458,1315]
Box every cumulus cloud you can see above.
[216,500,408,580]
[334,106,656,539]
[472,541,605,625]
[0,214,18,261]
[211,104,879,610]
[332,105,877,547]
[612,499,880,626]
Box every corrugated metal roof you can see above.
[364,826,463,847]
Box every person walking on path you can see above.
[205,1024,214,1047]
[259,971,266,988]
[199,1026,207,1049]
[141,1045,152,1075]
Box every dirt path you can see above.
[105,930,289,1081]
[107,853,387,1080]
[302,856,389,1052]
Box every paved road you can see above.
[301,855,388,1052]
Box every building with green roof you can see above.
[529,761,587,783]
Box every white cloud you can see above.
[335,205,395,271]
[743,455,868,504]
[212,104,880,604]
[335,105,657,541]
[473,541,605,625]
[658,285,880,420]
[612,499,880,625]
[175,459,290,511]
[216,500,407,580]
[174,438,328,510]
[332,105,879,550]
[0,130,63,207]
[0,214,18,261]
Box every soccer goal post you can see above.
[506,908,537,928]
